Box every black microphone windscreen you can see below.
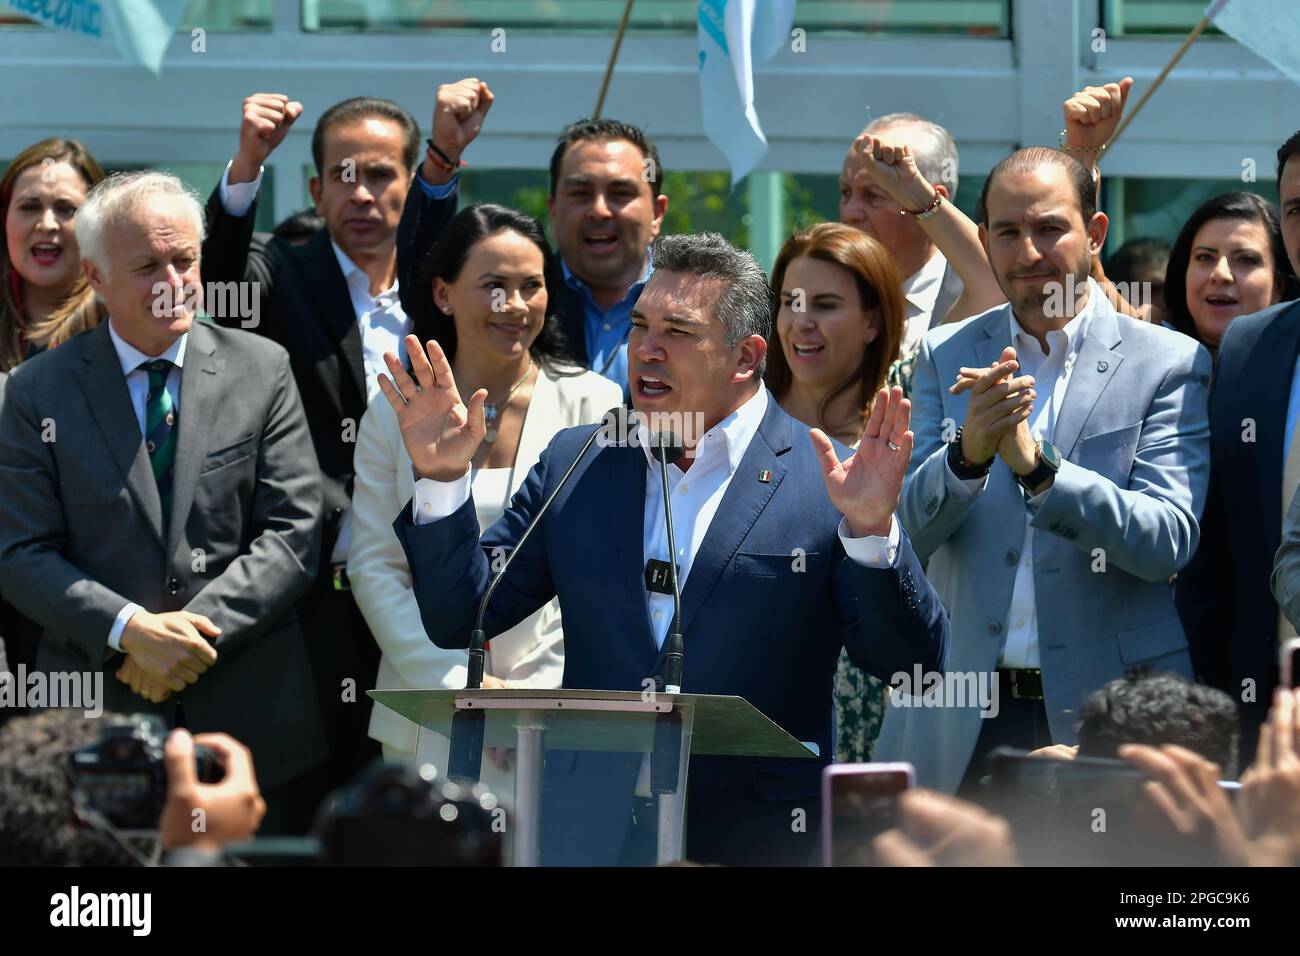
[652,431,686,465]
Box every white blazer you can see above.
[350,361,622,756]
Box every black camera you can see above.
[315,761,503,866]
[67,714,224,832]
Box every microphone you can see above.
[650,431,687,693]
[447,406,629,784]
[649,430,686,795]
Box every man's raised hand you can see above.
[1062,77,1133,160]
[425,78,494,184]
[230,93,304,184]
[377,335,488,482]
[812,385,912,538]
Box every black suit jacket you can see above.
[203,181,454,556]
[1176,299,1300,746]
[0,322,325,788]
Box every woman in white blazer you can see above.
[349,203,621,765]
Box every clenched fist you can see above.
[230,93,304,184]
[424,78,494,185]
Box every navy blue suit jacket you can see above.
[394,397,949,864]
[1177,299,1300,756]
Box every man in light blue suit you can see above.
[378,233,949,865]
[875,146,1211,794]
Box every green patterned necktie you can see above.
[139,359,178,522]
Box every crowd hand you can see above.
[1237,688,1300,865]
[426,78,494,183]
[159,730,267,852]
[230,93,303,183]
[948,347,1036,466]
[812,386,912,538]
[872,789,1020,866]
[377,334,488,482]
[115,656,173,704]
[1028,743,1079,760]
[851,133,936,211]
[1119,743,1252,866]
[1062,77,1133,160]
[119,610,219,693]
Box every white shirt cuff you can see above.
[412,470,472,524]
[838,515,901,569]
[219,160,263,217]
[943,458,988,500]
[108,603,142,652]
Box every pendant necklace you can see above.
[482,359,533,443]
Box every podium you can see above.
[369,687,815,866]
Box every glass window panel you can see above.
[1102,0,1226,37]
[1,1,270,31]
[302,0,1008,37]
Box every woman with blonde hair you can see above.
[1,138,106,372]
[766,221,907,762]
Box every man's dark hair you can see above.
[976,146,1096,226]
[1276,130,1300,183]
[1163,191,1299,345]
[0,709,138,865]
[311,97,421,175]
[1076,670,1240,778]
[413,202,574,370]
[1105,237,1172,288]
[650,232,773,376]
[548,118,663,198]
[272,208,326,244]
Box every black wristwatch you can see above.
[947,426,993,480]
[1016,439,1060,495]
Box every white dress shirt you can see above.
[220,162,411,563]
[900,249,950,358]
[105,320,188,651]
[942,283,1097,668]
[411,383,902,644]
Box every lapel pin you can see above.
[1097,360,1109,372]
[757,469,772,483]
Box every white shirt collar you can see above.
[638,381,770,475]
[330,239,398,300]
[1008,276,1098,362]
[108,318,187,376]
[901,248,948,316]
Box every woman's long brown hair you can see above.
[765,222,905,435]
[1,138,107,372]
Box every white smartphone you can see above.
[821,762,915,867]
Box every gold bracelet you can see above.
[1058,129,1107,154]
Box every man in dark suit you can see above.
[1177,130,1300,760]
[398,114,669,393]
[0,171,324,831]
[199,80,491,792]
[379,233,949,865]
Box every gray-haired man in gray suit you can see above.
[0,172,326,830]
[874,146,1211,794]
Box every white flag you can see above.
[1207,0,1300,87]
[7,0,190,74]
[698,0,797,185]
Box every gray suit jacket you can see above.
[874,283,1211,791]
[0,321,325,788]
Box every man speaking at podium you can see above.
[379,233,949,865]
